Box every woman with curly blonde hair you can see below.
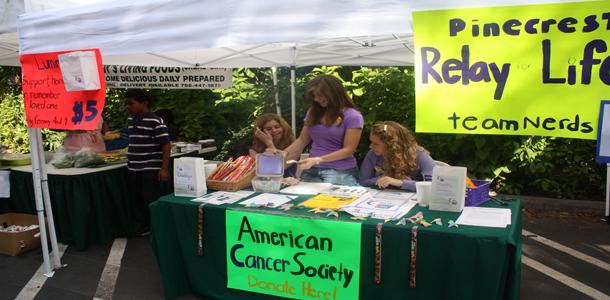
[359,121,435,190]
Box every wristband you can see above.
[314,157,322,165]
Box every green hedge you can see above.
[0,66,604,200]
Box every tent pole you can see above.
[606,164,609,221]
[272,67,281,116]
[35,129,62,268]
[290,66,296,136]
[27,128,54,277]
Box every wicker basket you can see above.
[206,168,255,192]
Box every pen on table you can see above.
[489,196,507,206]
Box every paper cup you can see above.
[415,181,432,207]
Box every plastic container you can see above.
[252,153,284,193]
[251,177,282,193]
[256,153,284,176]
[465,180,490,206]
[415,181,432,207]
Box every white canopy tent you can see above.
[15,0,583,129]
[14,0,583,67]
[0,0,119,278]
[0,0,107,65]
[11,0,603,277]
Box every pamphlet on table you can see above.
[456,207,512,228]
[191,191,254,205]
[298,194,358,210]
[239,193,298,208]
[341,190,418,220]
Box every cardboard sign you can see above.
[103,66,232,89]
[226,211,361,300]
[413,1,610,139]
[20,49,106,130]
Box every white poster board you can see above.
[103,66,232,89]
[596,101,610,163]
[596,101,610,218]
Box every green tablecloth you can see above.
[1,153,204,250]
[150,194,522,300]
[7,167,136,250]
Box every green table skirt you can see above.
[150,194,522,300]
[8,167,136,250]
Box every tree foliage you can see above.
[0,94,65,153]
[0,66,604,200]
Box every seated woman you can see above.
[359,121,435,190]
[249,113,297,177]
[63,118,106,153]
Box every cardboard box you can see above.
[0,213,42,256]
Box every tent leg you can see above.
[606,164,609,224]
[35,129,62,268]
[27,128,54,277]
[272,67,281,116]
[290,66,296,136]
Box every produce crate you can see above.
[206,168,255,192]
[465,180,490,207]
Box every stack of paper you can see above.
[239,193,298,208]
[279,182,333,195]
[191,191,254,205]
[455,207,512,228]
[341,190,418,220]
[325,185,369,198]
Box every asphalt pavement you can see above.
[1,197,608,300]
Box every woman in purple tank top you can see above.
[283,75,363,185]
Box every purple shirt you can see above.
[307,108,363,170]
[359,149,435,190]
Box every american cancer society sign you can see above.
[226,211,361,300]
[413,1,610,139]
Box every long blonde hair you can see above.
[371,121,426,179]
[251,113,295,153]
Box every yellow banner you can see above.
[413,1,610,139]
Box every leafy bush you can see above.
[0,94,65,153]
[0,66,21,98]
[0,66,605,200]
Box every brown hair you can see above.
[304,74,357,126]
[370,121,427,179]
[251,113,295,153]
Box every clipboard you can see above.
[596,100,610,164]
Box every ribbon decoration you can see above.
[409,226,419,288]
[197,203,205,256]
[374,223,383,284]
